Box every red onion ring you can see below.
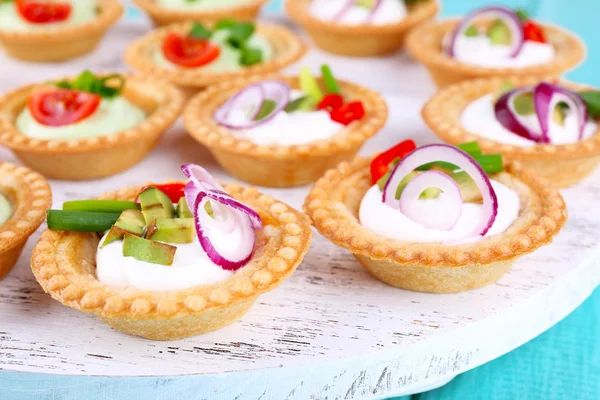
[494,87,547,143]
[365,0,383,23]
[534,82,588,142]
[399,171,463,231]
[382,144,498,236]
[213,80,291,130]
[333,0,355,21]
[181,163,225,192]
[448,6,525,58]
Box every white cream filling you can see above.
[152,29,274,71]
[17,96,146,140]
[0,0,97,32]
[0,193,12,227]
[449,35,555,68]
[230,90,345,146]
[96,235,233,292]
[308,0,407,25]
[359,180,520,244]
[155,0,253,10]
[461,93,598,147]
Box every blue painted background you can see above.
[1,1,598,399]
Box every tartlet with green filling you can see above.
[0,71,184,180]
[125,19,306,98]
[0,162,51,280]
[31,165,312,340]
[133,0,268,26]
[0,0,122,62]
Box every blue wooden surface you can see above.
[1,1,599,399]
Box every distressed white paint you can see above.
[0,18,598,400]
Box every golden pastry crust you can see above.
[183,75,389,187]
[0,74,185,181]
[0,162,52,280]
[31,182,313,340]
[406,20,586,88]
[285,0,438,57]
[0,0,123,62]
[303,156,567,293]
[124,22,306,92]
[422,77,600,187]
[133,0,268,26]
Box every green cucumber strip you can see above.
[457,141,482,156]
[190,22,212,39]
[321,64,341,94]
[62,200,141,213]
[47,210,121,232]
[299,67,323,104]
[240,47,262,66]
[578,91,600,118]
[254,99,277,121]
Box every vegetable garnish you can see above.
[163,19,264,68]
[494,81,590,143]
[15,0,71,24]
[55,70,125,99]
[515,9,547,43]
[330,101,365,125]
[137,183,186,204]
[63,200,141,213]
[318,94,344,113]
[382,144,499,236]
[182,164,263,271]
[370,139,417,184]
[47,210,121,232]
[29,89,101,127]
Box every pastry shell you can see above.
[406,19,585,88]
[285,0,438,57]
[0,0,123,62]
[133,0,269,26]
[125,21,307,98]
[0,74,185,181]
[30,182,313,341]
[422,77,600,188]
[183,75,389,188]
[0,162,51,280]
[303,157,567,294]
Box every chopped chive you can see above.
[240,47,263,66]
[457,141,482,156]
[321,64,341,94]
[578,91,600,118]
[415,154,503,174]
[299,67,323,104]
[47,210,121,232]
[62,200,141,213]
[190,22,212,39]
[254,99,277,121]
[515,9,529,21]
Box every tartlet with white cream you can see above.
[0,71,184,180]
[133,0,268,26]
[406,6,585,88]
[0,162,51,280]
[31,165,312,340]
[423,77,600,187]
[304,141,567,293]
[286,0,438,57]
[184,65,388,187]
[125,20,306,97]
[0,0,122,62]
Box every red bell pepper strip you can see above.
[523,21,546,43]
[370,140,417,184]
[138,183,186,203]
[318,94,344,112]
[330,101,365,125]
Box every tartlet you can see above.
[125,21,306,99]
[183,75,388,188]
[133,0,269,26]
[0,162,51,280]
[422,77,600,188]
[0,74,184,181]
[0,0,123,62]
[304,156,567,294]
[31,181,312,340]
[285,0,438,57]
[406,19,585,88]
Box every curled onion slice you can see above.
[213,80,291,130]
[494,87,547,143]
[383,144,498,236]
[333,0,354,21]
[194,192,256,271]
[365,0,383,23]
[534,82,588,142]
[181,163,225,192]
[448,6,525,58]
[399,171,463,231]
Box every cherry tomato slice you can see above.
[330,101,365,126]
[523,21,546,43]
[29,89,101,127]
[16,0,72,24]
[139,183,186,204]
[370,139,417,184]
[162,33,221,68]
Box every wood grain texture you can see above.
[0,18,598,400]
